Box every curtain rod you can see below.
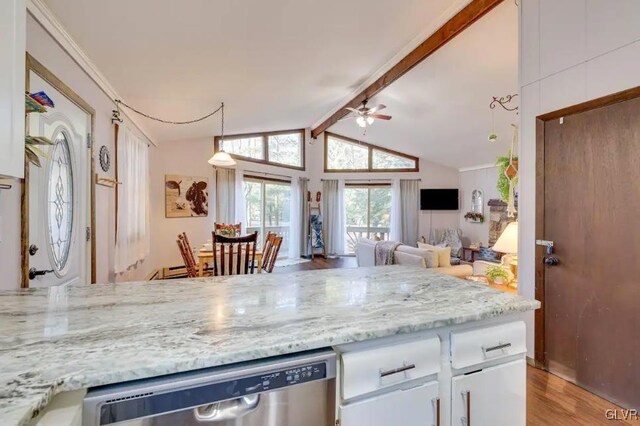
[320,178,421,182]
[243,170,293,180]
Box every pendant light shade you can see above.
[208,150,236,166]
[208,102,236,167]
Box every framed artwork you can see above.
[165,175,209,218]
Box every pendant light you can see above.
[208,102,236,167]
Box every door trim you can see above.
[534,85,640,366]
[23,53,96,288]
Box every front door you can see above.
[27,71,91,287]
[539,92,640,408]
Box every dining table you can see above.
[197,247,263,277]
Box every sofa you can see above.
[356,238,473,279]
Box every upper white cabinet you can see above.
[0,0,26,178]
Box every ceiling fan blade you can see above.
[339,114,356,121]
[367,104,386,114]
[369,114,392,120]
[345,107,361,113]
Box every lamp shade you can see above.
[492,221,518,254]
[208,151,236,167]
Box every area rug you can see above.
[274,258,312,268]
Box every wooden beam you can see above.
[311,0,505,139]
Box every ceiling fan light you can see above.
[356,116,367,128]
[208,150,236,167]
[366,116,374,125]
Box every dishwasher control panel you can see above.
[244,362,326,393]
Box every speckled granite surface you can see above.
[0,266,539,425]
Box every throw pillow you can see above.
[417,243,452,267]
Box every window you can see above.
[216,129,305,170]
[324,132,419,172]
[244,177,291,256]
[48,132,74,272]
[344,185,392,254]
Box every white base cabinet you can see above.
[451,359,526,426]
[340,381,440,426]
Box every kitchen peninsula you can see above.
[0,266,539,426]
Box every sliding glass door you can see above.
[244,177,290,255]
[344,185,391,254]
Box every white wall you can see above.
[0,14,153,289]
[458,166,500,247]
[518,0,640,356]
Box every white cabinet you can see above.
[340,381,440,426]
[451,359,526,426]
[0,0,26,178]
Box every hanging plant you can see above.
[496,150,518,203]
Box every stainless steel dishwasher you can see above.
[83,350,336,426]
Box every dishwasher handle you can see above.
[194,394,260,422]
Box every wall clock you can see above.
[99,145,111,172]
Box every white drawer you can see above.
[450,321,526,369]
[341,337,440,400]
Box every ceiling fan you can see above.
[342,100,392,129]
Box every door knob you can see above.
[543,256,560,266]
[29,268,54,280]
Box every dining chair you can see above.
[211,231,258,276]
[214,222,242,237]
[176,233,198,278]
[262,234,283,273]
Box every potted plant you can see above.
[485,265,512,286]
[464,212,484,223]
[496,151,518,203]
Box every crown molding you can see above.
[26,0,157,146]
[458,163,498,172]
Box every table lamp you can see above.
[492,221,518,289]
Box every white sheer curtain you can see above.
[390,179,402,242]
[115,125,150,273]
[234,167,246,227]
[288,177,301,259]
[400,180,420,245]
[215,167,235,224]
[323,179,345,256]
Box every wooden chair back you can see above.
[214,222,242,237]
[212,231,258,276]
[262,233,283,273]
[177,233,198,278]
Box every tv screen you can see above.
[420,189,459,210]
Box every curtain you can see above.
[399,180,420,245]
[234,167,246,227]
[115,125,150,273]
[323,179,345,256]
[288,177,302,259]
[215,167,235,224]
[390,179,402,242]
[300,178,309,257]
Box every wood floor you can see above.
[278,257,636,425]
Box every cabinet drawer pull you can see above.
[483,342,511,353]
[461,391,471,425]
[431,397,440,426]
[379,363,416,377]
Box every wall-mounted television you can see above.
[420,189,459,211]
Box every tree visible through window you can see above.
[216,130,304,169]
[324,132,418,172]
[244,177,291,255]
[345,186,391,253]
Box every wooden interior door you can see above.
[538,91,640,409]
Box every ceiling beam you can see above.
[310,0,505,139]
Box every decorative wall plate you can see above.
[99,145,110,172]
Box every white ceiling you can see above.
[41,0,467,144]
[329,1,519,170]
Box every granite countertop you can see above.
[0,266,539,425]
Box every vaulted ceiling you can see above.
[40,0,517,169]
